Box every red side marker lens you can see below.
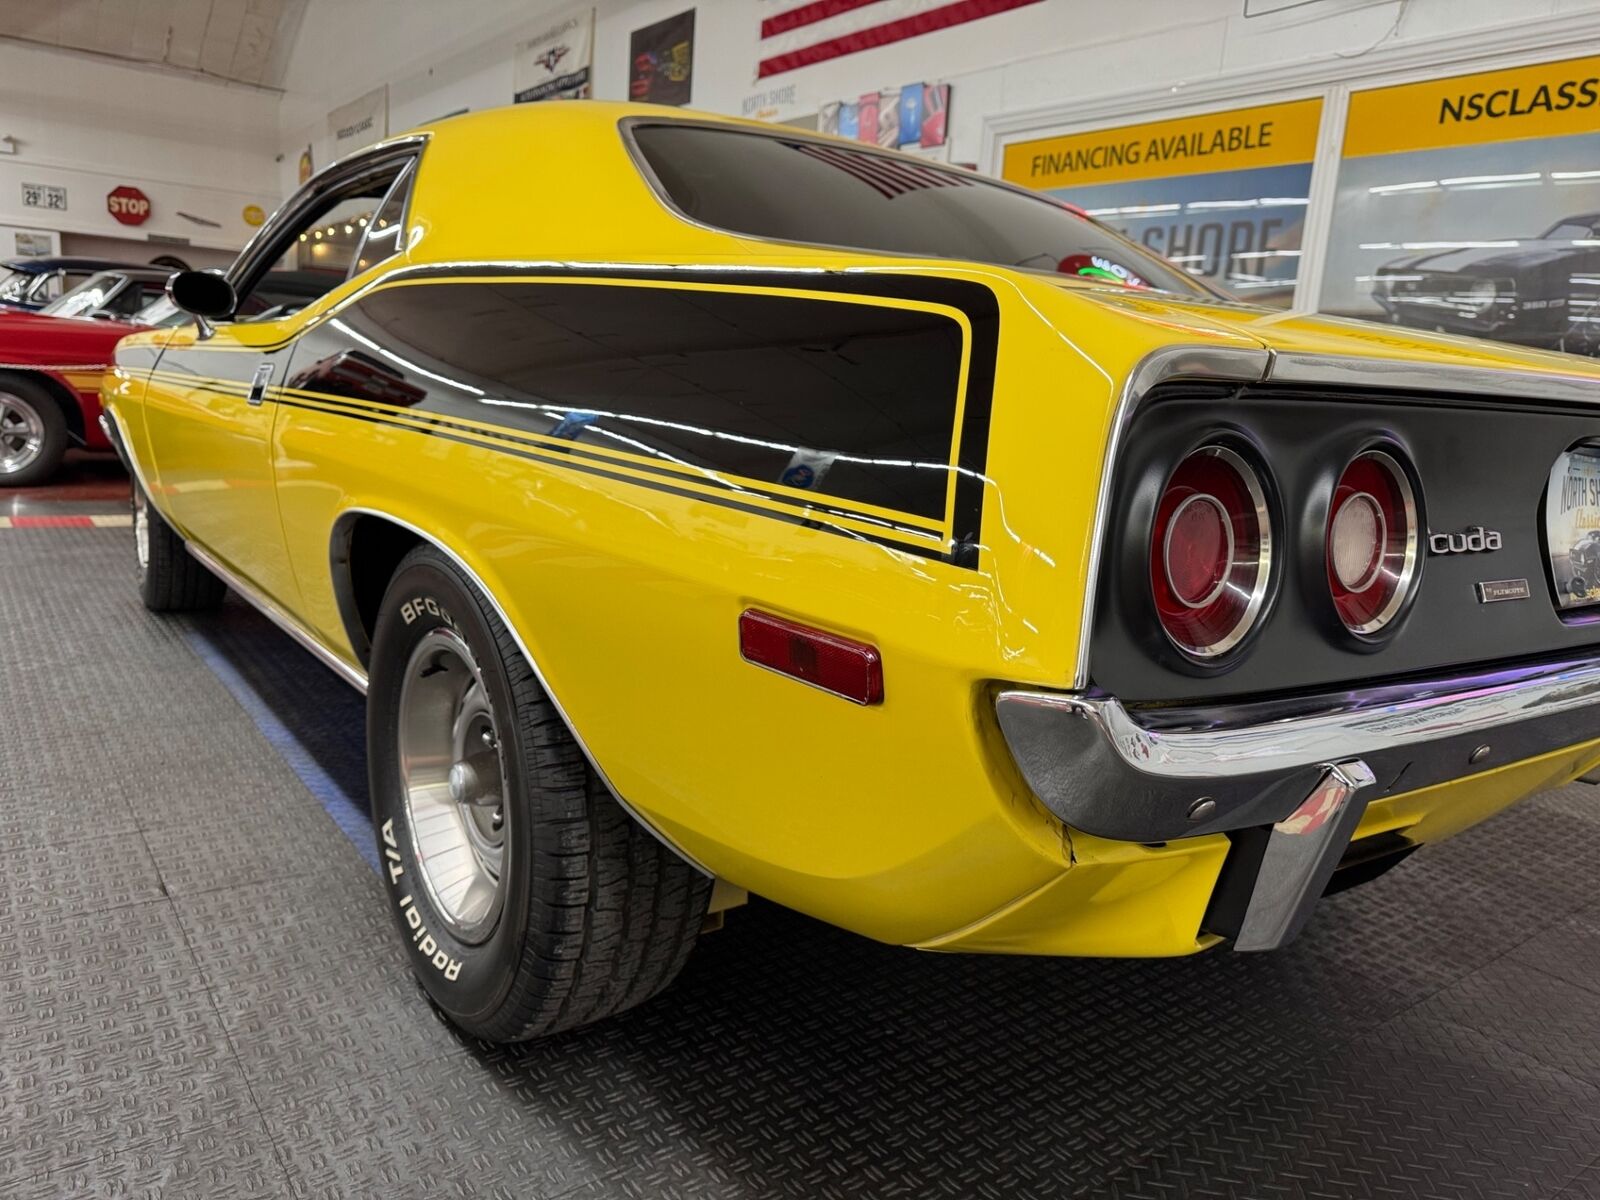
[739,610,884,705]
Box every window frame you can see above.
[220,135,426,324]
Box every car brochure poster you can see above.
[1320,52,1600,356]
[629,10,695,107]
[1001,98,1322,308]
[514,8,594,103]
[820,83,950,148]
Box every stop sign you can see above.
[106,186,151,226]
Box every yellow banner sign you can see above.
[1002,98,1322,190]
[1347,54,1600,158]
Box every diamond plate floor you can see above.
[3,525,1600,1199]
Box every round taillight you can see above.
[1326,449,1418,634]
[1150,445,1272,658]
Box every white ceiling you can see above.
[0,0,309,89]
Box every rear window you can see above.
[631,124,1207,297]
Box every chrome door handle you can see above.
[248,362,273,407]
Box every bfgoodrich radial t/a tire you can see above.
[367,545,710,1041]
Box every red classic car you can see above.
[0,307,157,486]
[0,270,328,486]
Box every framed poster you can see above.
[1321,53,1600,356]
[514,8,594,103]
[1002,99,1322,307]
[629,10,695,107]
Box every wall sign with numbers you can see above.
[20,182,67,212]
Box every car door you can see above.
[143,144,420,608]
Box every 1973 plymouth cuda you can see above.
[103,102,1600,1041]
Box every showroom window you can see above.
[1320,52,1600,356]
[1000,99,1323,308]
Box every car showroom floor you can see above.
[4,483,1600,1199]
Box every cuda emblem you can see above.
[1429,525,1502,554]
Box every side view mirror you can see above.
[167,269,235,320]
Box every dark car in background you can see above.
[1373,213,1600,353]
[0,256,170,311]
[36,268,174,323]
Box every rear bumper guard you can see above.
[997,654,1600,949]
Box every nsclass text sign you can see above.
[1002,99,1322,190]
[1347,53,1600,158]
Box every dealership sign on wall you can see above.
[1002,99,1322,308]
[328,85,389,153]
[514,7,594,103]
[106,185,151,226]
[1322,52,1600,358]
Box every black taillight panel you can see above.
[1090,382,1598,704]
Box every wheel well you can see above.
[0,370,84,446]
[331,513,422,667]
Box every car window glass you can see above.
[107,282,164,317]
[41,273,120,317]
[632,124,1208,296]
[0,269,27,302]
[28,272,63,303]
[231,161,410,320]
[349,162,413,279]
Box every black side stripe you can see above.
[274,397,954,563]
[396,266,1000,567]
[275,387,945,542]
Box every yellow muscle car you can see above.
[102,102,1600,1042]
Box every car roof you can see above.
[1,255,158,273]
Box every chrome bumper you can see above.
[997,655,1600,950]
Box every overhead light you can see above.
[1440,172,1541,187]
[1553,169,1600,180]
[344,224,353,234]
[358,217,368,227]
[1369,180,1438,194]
[299,233,307,242]
[314,230,323,239]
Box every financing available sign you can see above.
[514,8,595,103]
[1002,99,1322,190]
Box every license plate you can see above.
[1545,444,1600,609]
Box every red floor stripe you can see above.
[10,515,97,528]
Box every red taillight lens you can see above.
[1326,449,1418,634]
[739,610,884,705]
[1150,445,1272,658]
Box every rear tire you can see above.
[0,376,68,487]
[134,479,226,612]
[367,545,710,1041]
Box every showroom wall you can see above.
[274,0,1600,186]
[0,40,279,259]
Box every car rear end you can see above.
[985,327,1600,954]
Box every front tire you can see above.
[134,480,226,612]
[367,546,710,1041]
[0,377,67,487]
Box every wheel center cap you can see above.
[447,760,478,805]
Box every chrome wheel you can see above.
[0,391,44,476]
[397,626,508,944]
[132,485,150,571]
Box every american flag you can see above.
[789,141,973,199]
[757,0,1045,79]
